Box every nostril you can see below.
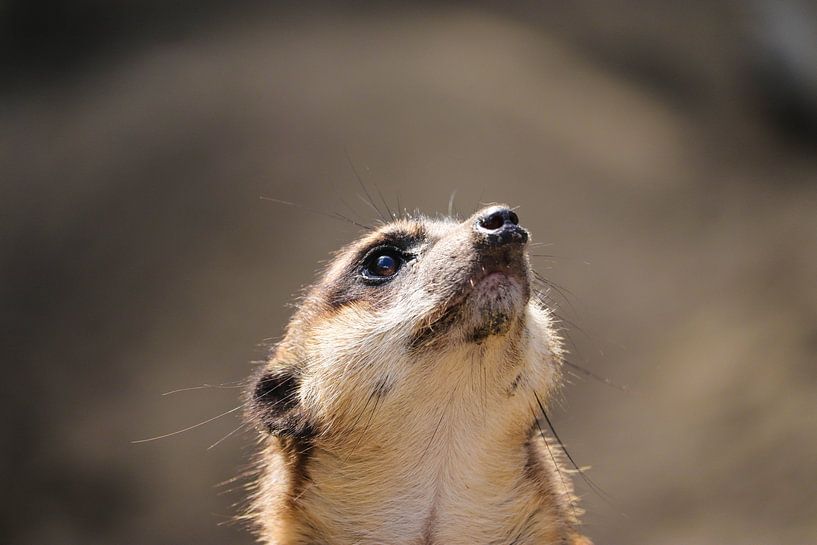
[478,207,520,231]
[475,206,528,246]
[479,210,506,231]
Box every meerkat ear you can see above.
[249,364,313,438]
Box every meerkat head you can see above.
[248,204,562,443]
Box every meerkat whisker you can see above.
[132,402,248,444]
[207,422,248,451]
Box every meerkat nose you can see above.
[474,206,528,246]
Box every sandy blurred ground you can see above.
[2,2,816,544]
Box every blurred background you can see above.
[2,1,816,544]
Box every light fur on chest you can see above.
[294,422,563,544]
[255,335,579,545]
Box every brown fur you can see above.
[245,206,592,544]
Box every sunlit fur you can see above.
[246,207,592,545]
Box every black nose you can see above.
[475,206,528,245]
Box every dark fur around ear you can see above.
[248,364,314,439]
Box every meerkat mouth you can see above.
[411,252,530,347]
[462,257,529,339]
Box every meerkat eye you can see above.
[361,247,406,281]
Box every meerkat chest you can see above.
[304,449,540,544]
[301,410,544,545]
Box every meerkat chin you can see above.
[245,204,592,545]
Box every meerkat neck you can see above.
[272,379,564,544]
[283,433,541,544]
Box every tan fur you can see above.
[246,207,592,545]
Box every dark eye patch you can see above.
[360,245,412,283]
[323,228,425,309]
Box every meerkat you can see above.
[245,204,593,545]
